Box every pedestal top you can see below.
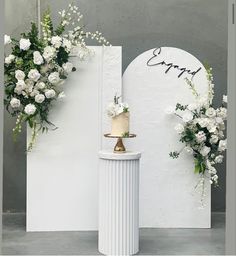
[99,150,141,160]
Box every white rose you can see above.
[19,38,31,50]
[35,94,45,103]
[33,51,44,65]
[184,146,193,155]
[5,54,15,64]
[14,80,26,95]
[217,107,227,119]
[205,107,216,118]
[62,38,72,52]
[210,135,218,144]
[223,95,227,103]
[182,112,193,122]
[51,36,62,48]
[10,98,21,108]
[62,62,73,73]
[174,123,185,134]
[165,106,175,115]
[4,35,12,45]
[58,91,66,99]
[48,72,60,85]
[198,118,209,128]
[45,89,56,99]
[43,46,56,61]
[200,146,211,157]
[107,103,117,117]
[196,131,206,143]
[36,81,46,90]
[218,139,227,152]
[215,117,223,124]
[24,104,36,115]
[28,69,41,82]
[15,70,25,81]
[215,155,224,164]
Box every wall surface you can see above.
[4,0,227,212]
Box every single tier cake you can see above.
[111,112,129,136]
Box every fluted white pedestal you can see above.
[98,151,141,256]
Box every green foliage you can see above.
[169,151,180,159]
[56,47,69,67]
[175,103,188,111]
[122,132,130,138]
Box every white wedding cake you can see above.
[107,96,129,137]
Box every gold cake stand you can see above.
[104,133,137,153]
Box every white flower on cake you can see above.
[33,51,44,65]
[24,104,36,115]
[5,54,15,64]
[48,72,60,85]
[10,98,21,109]
[4,35,12,45]
[15,70,25,81]
[19,38,31,50]
[28,69,41,82]
[167,66,227,206]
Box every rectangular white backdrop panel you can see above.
[27,46,122,231]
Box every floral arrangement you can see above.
[107,95,129,118]
[4,3,110,151]
[167,66,227,205]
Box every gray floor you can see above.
[2,212,225,255]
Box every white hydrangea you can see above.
[35,94,45,103]
[19,38,31,50]
[10,98,21,108]
[45,89,56,99]
[62,38,72,52]
[48,72,60,85]
[198,118,209,128]
[51,36,62,48]
[15,70,25,81]
[33,51,44,65]
[24,104,36,115]
[28,69,41,82]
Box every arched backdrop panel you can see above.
[123,47,211,228]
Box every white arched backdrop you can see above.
[27,46,210,231]
[123,47,210,228]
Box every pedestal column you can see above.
[98,151,141,256]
